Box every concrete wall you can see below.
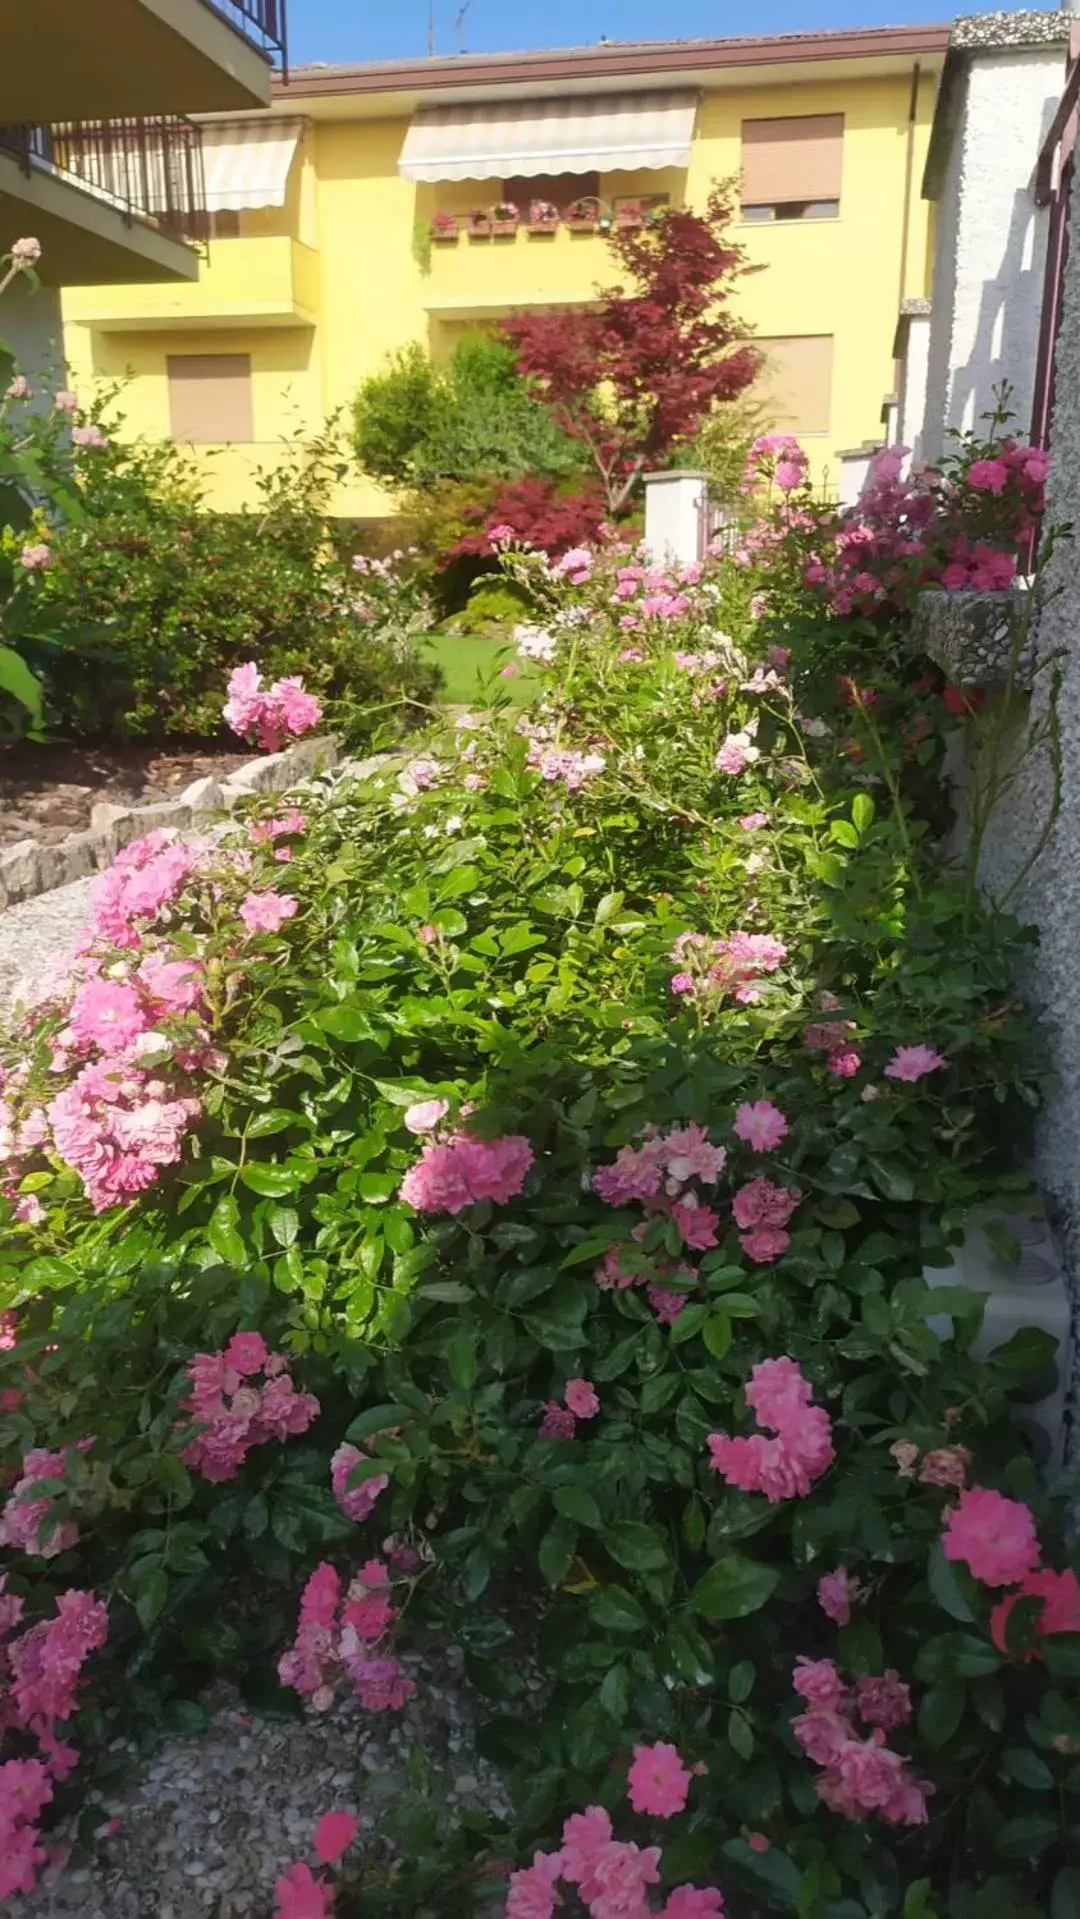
[922,44,1064,461]
[896,309,931,460]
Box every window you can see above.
[740,115,843,219]
[754,336,834,436]
[209,210,242,239]
[167,354,253,444]
[502,172,600,211]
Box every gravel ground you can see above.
[14,1653,512,1918]
[0,873,96,1016]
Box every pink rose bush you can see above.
[708,1357,833,1503]
[278,1559,415,1714]
[181,1333,320,1482]
[507,1749,724,1917]
[223,662,323,753]
[399,1129,534,1214]
[0,1579,108,1898]
[791,1656,930,1827]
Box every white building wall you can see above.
[922,45,1064,462]
[897,312,931,462]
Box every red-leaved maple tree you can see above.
[500,186,759,517]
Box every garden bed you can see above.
[0,741,251,849]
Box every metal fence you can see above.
[208,0,287,69]
[0,116,208,243]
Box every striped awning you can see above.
[398,91,698,183]
[199,117,304,211]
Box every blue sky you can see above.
[287,0,1029,67]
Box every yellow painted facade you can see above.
[62,50,941,516]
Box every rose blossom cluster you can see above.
[594,1122,724,1248]
[507,1743,723,1919]
[223,662,323,754]
[278,1559,415,1714]
[939,1485,1080,1657]
[331,1441,389,1523]
[608,557,704,627]
[181,1331,320,1482]
[802,999,861,1079]
[0,1578,109,1899]
[670,929,787,1006]
[0,1446,81,1558]
[527,741,607,791]
[538,1376,600,1439]
[708,1356,833,1503]
[731,1175,802,1264]
[742,432,809,496]
[790,1656,930,1827]
[399,1128,534,1215]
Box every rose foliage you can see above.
[1,422,1078,1919]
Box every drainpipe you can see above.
[894,64,921,386]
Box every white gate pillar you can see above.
[643,469,709,567]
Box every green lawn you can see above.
[421,630,537,706]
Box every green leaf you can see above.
[588,1586,648,1633]
[1001,1747,1054,1791]
[599,1663,630,1721]
[604,1521,670,1573]
[702,1311,732,1360]
[918,1678,965,1747]
[927,1544,978,1623]
[554,1486,604,1530]
[316,1003,379,1042]
[417,1280,473,1303]
[0,643,42,721]
[268,1205,300,1249]
[728,1707,754,1760]
[729,1659,755,1704]
[207,1194,245,1267]
[538,1517,578,1587]
[445,1329,478,1391]
[691,1554,779,1620]
[996,1814,1060,1859]
[852,792,875,833]
[1052,1867,1080,1919]
[131,1565,169,1630]
[240,1163,298,1197]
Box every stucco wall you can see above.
[0,274,66,389]
[922,44,1063,461]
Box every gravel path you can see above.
[15,1654,512,1918]
[0,874,96,1016]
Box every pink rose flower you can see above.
[313,1809,359,1864]
[403,1099,449,1135]
[564,1378,599,1419]
[941,1485,1041,1587]
[884,1044,945,1082]
[626,1740,692,1818]
[990,1566,1080,1657]
[817,1566,860,1625]
[239,892,299,935]
[966,458,1008,494]
[733,1100,789,1152]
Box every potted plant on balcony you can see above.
[528,198,559,234]
[615,198,645,230]
[492,200,520,236]
[468,208,493,238]
[564,195,605,232]
[430,210,460,242]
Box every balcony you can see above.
[64,234,319,329]
[0,0,284,122]
[0,117,204,284]
[423,216,609,327]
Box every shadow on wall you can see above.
[947,87,1059,438]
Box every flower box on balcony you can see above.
[492,201,519,236]
[468,211,493,238]
[615,201,645,230]
[564,196,606,233]
[430,213,460,242]
[528,199,559,234]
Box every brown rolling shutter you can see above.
[754,336,834,435]
[167,354,254,444]
[741,115,844,206]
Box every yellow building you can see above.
[62,23,949,516]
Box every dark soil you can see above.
[0,740,251,848]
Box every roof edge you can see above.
[276,23,951,102]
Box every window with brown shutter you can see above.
[167,354,254,444]
[754,336,834,436]
[502,172,600,211]
[740,115,843,220]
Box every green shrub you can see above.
[1,392,440,741]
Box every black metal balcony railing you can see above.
[209,0,287,69]
[0,117,208,245]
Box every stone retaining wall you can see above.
[0,736,339,914]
